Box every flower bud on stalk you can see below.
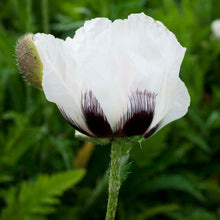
[16,34,43,89]
[211,19,220,41]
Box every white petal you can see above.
[149,46,186,130]
[121,13,186,129]
[61,18,132,130]
[153,79,190,133]
[34,33,92,135]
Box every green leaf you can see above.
[0,170,86,220]
[143,175,205,201]
[186,208,217,220]
[184,133,210,152]
[120,148,132,183]
[137,204,179,220]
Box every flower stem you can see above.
[41,0,49,33]
[105,140,122,220]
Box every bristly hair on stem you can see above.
[105,140,122,220]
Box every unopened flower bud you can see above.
[16,34,43,89]
[211,19,220,40]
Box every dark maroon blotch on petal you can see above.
[58,105,92,137]
[144,124,159,138]
[81,90,113,137]
[117,90,156,137]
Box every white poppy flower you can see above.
[211,19,220,39]
[21,13,190,138]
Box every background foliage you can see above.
[0,0,220,219]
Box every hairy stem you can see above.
[42,0,49,33]
[26,0,32,32]
[105,140,122,220]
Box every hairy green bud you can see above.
[16,34,43,89]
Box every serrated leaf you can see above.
[0,170,85,220]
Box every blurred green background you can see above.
[0,0,220,219]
